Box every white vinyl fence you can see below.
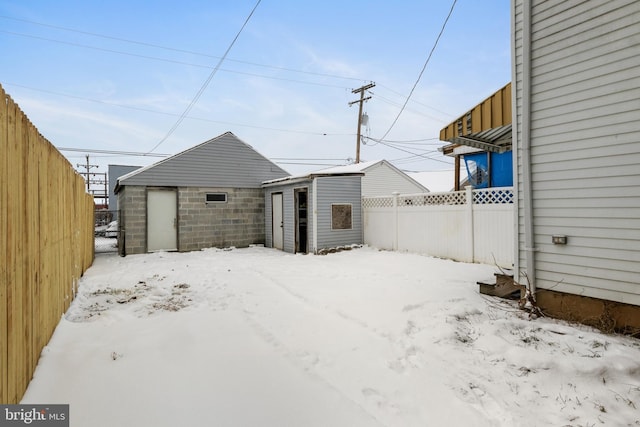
[363,187,514,268]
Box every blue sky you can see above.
[0,1,510,176]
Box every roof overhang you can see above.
[262,172,364,188]
[439,83,512,156]
[443,124,512,155]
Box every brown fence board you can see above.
[6,93,22,404]
[0,83,94,404]
[36,141,48,368]
[26,120,39,376]
[0,83,8,405]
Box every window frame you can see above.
[205,192,228,204]
[330,203,353,230]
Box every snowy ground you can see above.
[22,246,640,426]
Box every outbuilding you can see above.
[262,171,363,254]
[314,159,428,196]
[114,132,289,255]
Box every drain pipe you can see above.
[520,0,537,295]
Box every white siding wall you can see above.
[513,0,525,277]
[514,0,640,305]
[362,163,427,196]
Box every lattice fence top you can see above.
[362,197,394,208]
[398,191,467,206]
[473,187,514,204]
[362,187,515,208]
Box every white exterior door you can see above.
[272,193,284,250]
[147,189,177,252]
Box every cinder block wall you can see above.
[178,187,266,251]
[118,185,147,255]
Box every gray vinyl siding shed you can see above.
[513,0,640,305]
[263,173,363,254]
[263,182,313,254]
[115,132,289,254]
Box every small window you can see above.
[206,193,227,203]
[331,204,352,230]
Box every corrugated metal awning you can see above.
[443,124,512,155]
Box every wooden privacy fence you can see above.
[1,84,95,404]
[363,186,515,268]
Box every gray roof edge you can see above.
[117,132,237,185]
[262,171,364,187]
[116,131,288,189]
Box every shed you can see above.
[262,171,363,254]
[511,0,640,331]
[316,160,428,196]
[114,132,289,255]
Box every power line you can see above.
[147,0,261,153]
[2,17,457,115]
[0,30,350,90]
[365,138,441,145]
[2,16,459,141]
[375,139,454,165]
[0,15,363,82]
[275,161,345,167]
[56,150,353,169]
[0,15,460,119]
[271,157,350,161]
[57,147,170,157]
[378,0,458,141]
[371,91,448,123]
[363,135,443,146]
[376,83,453,117]
[5,82,351,137]
[2,11,458,157]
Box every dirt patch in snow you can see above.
[67,279,194,321]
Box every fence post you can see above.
[392,191,399,251]
[466,186,475,263]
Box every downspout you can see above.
[521,0,537,294]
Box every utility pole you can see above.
[88,172,108,206]
[76,154,108,206]
[349,82,375,163]
[77,154,98,192]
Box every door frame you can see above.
[271,192,284,250]
[294,187,308,254]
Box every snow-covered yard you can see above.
[22,246,640,426]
